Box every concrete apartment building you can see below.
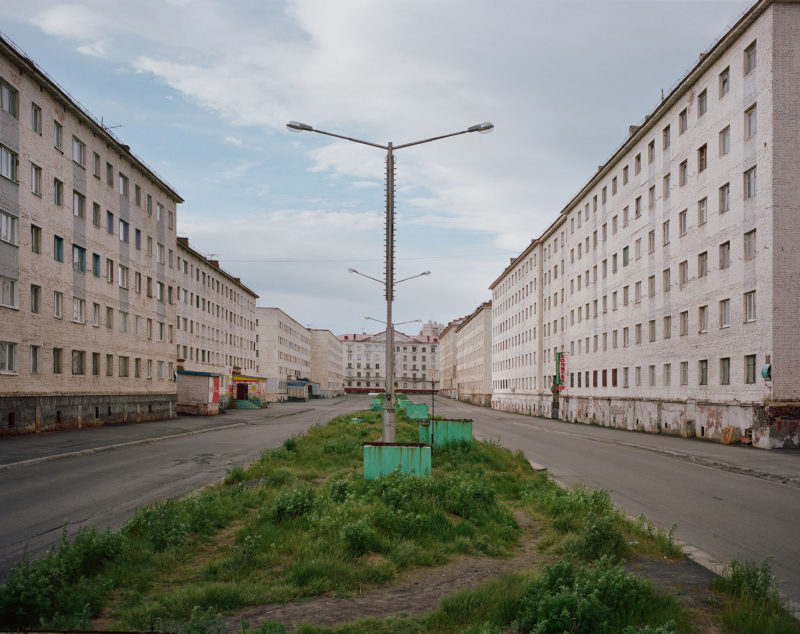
[455,301,493,406]
[339,329,439,393]
[256,307,311,381]
[310,328,345,397]
[174,237,258,405]
[488,0,800,448]
[437,318,464,399]
[0,36,182,434]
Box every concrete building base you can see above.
[177,402,220,416]
[490,393,799,449]
[1,393,177,435]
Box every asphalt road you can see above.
[1,394,798,611]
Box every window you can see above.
[72,244,86,273]
[135,272,141,293]
[0,145,17,181]
[719,183,730,213]
[92,352,100,375]
[719,66,730,97]
[649,365,656,386]
[634,237,641,259]
[119,265,129,289]
[106,354,113,376]
[744,229,756,260]
[612,176,617,194]
[31,103,42,134]
[679,260,688,285]
[157,242,165,263]
[664,315,672,339]
[664,363,671,386]
[745,354,757,384]
[168,210,174,230]
[623,165,629,185]
[53,235,64,262]
[648,275,656,298]
[135,229,141,250]
[662,125,670,150]
[106,162,113,186]
[106,210,114,235]
[699,305,708,333]
[135,184,141,206]
[648,139,655,163]
[635,366,641,386]
[744,40,757,75]
[679,209,687,236]
[697,197,707,225]
[72,297,85,323]
[0,210,17,245]
[30,284,41,313]
[72,191,85,219]
[53,178,63,205]
[663,173,670,199]
[698,89,707,117]
[648,185,655,209]
[720,298,731,328]
[663,220,670,245]
[635,281,642,302]
[680,310,688,336]
[697,144,707,172]
[744,167,757,199]
[745,104,757,140]
[31,225,41,253]
[648,230,655,253]
[106,306,113,330]
[92,302,100,326]
[678,160,687,186]
[649,320,656,342]
[119,219,129,243]
[72,137,86,166]
[680,361,689,385]
[31,164,42,195]
[698,251,708,278]
[31,345,40,373]
[716,357,729,386]
[635,196,642,218]
[52,347,63,374]
[719,126,730,156]
[106,258,114,283]
[623,327,630,347]
[622,246,629,266]
[0,275,17,308]
[699,359,708,385]
[720,241,731,269]
[92,203,101,227]
[663,268,671,292]
[93,152,101,178]
[119,173,129,197]
[53,291,63,318]
[634,153,641,175]
[679,108,688,134]
[156,203,164,222]
[744,291,756,322]
[146,194,153,215]
[54,121,63,151]
[147,236,153,256]
[120,311,128,333]
[92,253,101,277]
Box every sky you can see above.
[3,0,752,336]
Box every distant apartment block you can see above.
[256,307,311,380]
[488,0,800,447]
[455,301,493,406]
[310,328,345,397]
[437,317,464,399]
[0,35,182,434]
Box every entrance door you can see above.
[237,383,248,400]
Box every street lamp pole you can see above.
[288,120,493,442]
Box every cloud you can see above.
[76,40,107,57]
[224,136,244,147]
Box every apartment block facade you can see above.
[455,302,492,406]
[174,237,258,401]
[0,36,183,434]
[256,307,311,380]
[310,328,345,397]
[488,0,800,447]
[437,318,464,398]
[339,329,439,393]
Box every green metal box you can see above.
[419,422,430,444]
[363,442,431,479]
[370,398,383,411]
[429,419,473,447]
[406,403,429,420]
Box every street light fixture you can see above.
[288,120,493,442]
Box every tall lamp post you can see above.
[287,120,493,442]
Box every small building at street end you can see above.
[255,307,311,402]
[310,328,345,397]
[338,328,438,394]
[486,0,800,448]
[0,34,182,434]
[455,301,493,407]
[437,317,466,399]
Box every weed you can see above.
[225,465,246,485]
[562,512,628,562]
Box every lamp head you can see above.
[287,121,313,133]
[468,122,494,134]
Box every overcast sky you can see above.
[4,0,752,335]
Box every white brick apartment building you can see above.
[490,0,800,448]
[256,307,311,380]
[310,328,345,397]
[0,35,182,434]
[455,301,492,406]
[174,237,258,402]
[437,318,464,399]
[339,329,439,393]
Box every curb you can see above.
[0,409,312,473]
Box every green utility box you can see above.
[363,442,431,479]
[428,419,473,447]
[370,398,383,411]
[419,422,430,444]
[394,399,410,411]
[406,403,428,420]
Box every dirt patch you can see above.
[224,510,552,632]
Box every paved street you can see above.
[1,394,799,611]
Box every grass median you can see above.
[1,409,796,633]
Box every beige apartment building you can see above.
[256,307,311,380]
[455,301,492,406]
[437,317,464,399]
[339,328,438,393]
[489,0,800,447]
[0,35,182,434]
[173,237,258,405]
[310,328,345,397]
